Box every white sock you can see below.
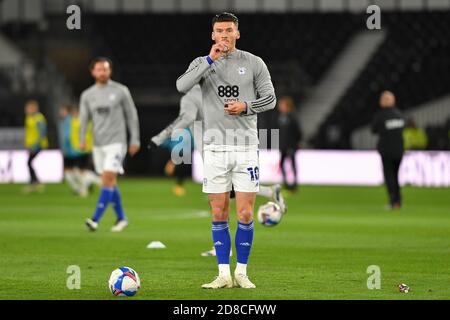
[218,264,231,277]
[79,170,101,190]
[72,168,88,194]
[257,185,274,199]
[78,171,90,191]
[65,171,80,193]
[235,263,247,275]
[83,170,101,186]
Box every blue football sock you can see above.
[92,187,114,222]
[235,221,254,264]
[212,221,231,265]
[111,187,126,221]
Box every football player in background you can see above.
[277,96,302,192]
[79,57,140,232]
[23,100,48,193]
[59,104,100,197]
[372,91,405,210]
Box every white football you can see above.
[257,201,283,226]
[108,267,141,297]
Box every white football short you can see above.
[202,146,260,194]
[92,143,127,175]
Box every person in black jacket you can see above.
[371,91,405,210]
[277,96,302,191]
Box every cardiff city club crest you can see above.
[237,67,246,75]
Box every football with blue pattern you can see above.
[108,267,141,297]
[257,201,283,227]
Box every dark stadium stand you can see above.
[0,71,10,95]
[0,67,48,127]
[313,12,450,150]
[89,13,359,96]
[426,118,450,150]
[0,71,18,127]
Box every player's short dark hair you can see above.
[60,104,75,113]
[89,57,113,71]
[25,99,39,108]
[278,96,295,111]
[212,12,239,29]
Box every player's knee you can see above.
[237,208,253,224]
[208,194,229,216]
[210,204,228,219]
[102,172,116,187]
[212,212,229,221]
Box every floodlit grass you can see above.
[0,179,449,299]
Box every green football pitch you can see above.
[0,179,449,300]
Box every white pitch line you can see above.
[150,210,210,220]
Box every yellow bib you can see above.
[25,113,49,149]
[71,116,93,152]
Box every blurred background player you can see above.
[372,91,405,210]
[403,117,428,150]
[149,85,201,197]
[176,12,277,289]
[80,57,140,232]
[23,100,48,193]
[58,104,100,197]
[277,96,302,192]
[71,106,102,193]
[59,104,80,195]
[160,131,194,197]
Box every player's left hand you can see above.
[224,101,246,115]
[128,144,140,157]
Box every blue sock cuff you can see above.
[212,221,229,231]
[238,221,254,230]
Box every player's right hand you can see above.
[209,43,228,61]
[128,144,140,157]
[79,142,86,151]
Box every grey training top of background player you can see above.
[79,80,140,147]
[176,49,276,147]
[151,84,203,147]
